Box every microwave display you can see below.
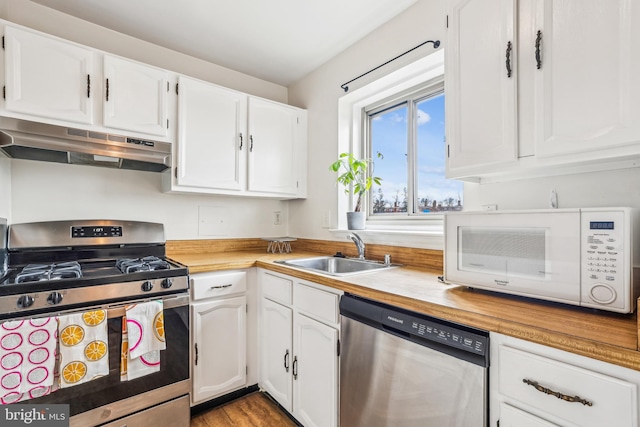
[590,221,614,230]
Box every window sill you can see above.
[329,227,444,250]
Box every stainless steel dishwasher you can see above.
[339,294,489,427]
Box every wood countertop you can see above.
[169,248,640,371]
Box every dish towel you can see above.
[0,317,58,404]
[57,310,109,389]
[121,301,165,381]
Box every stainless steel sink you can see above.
[275,256,397,276]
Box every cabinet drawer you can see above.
[192,271,247,301]
[262,272,292,305]
[294,283,339,324]
[499,345,637,427]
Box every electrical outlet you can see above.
[321,210,331,228]
[273,211,281,226]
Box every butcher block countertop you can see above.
[167,239,640,371]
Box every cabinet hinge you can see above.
[337,338,341,357]
[175,83,179,95]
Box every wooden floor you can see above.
[191,392,298,427]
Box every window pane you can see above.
[370,105,408,213]
[415,93,463,212]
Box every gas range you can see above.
[0,220,189,319]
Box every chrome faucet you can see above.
[347,233,365,260]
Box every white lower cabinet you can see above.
[190,270,253,405]
[258,269,341,427]
[491,332,640,427]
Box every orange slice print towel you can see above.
[57,310,108,388]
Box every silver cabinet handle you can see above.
[284,349,290,372]
[210,284,233,290]
[239,133,243,150]
[292,356,298,380]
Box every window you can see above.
[366,81,463,217]
[337,50,449,241]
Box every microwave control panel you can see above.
[581,209,629,310]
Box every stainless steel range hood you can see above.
[0,117,172,172]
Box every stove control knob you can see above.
[141,281,154,292]
[161,278,173,289]
[17,295,34,309]
[47,292,63,305]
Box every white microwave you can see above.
[444,208,639,313]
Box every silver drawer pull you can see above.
[210,284,233,290]
[523,379,593,406]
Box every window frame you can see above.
[364,80,446,218]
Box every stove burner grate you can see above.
[116,256,170,274]
[15,261,83,283]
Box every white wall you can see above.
[287,0,447,241]
[0,157,10,221]
[0,0,290,239]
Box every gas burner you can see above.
[15,261,82,283]
[116,256,171,274]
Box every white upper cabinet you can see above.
[446,0,517,175]
[3,25,95,125]
[103,55,169,137]
[531,0,640,158]
[447,0,640,181]
[247,97,302,195]
[164,80,307,199]
[175,75,246,190]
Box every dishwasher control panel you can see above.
[381,308,488,356]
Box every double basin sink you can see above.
[275,255,397,277]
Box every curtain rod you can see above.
[340,39,440,92]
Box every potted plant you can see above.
[329,152,383,230]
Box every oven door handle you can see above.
[103,293,189,319]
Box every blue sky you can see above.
[371,94,463,210]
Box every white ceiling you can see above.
[30,0,418,86]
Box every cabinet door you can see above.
[446,0,517,176]
[260,298,293,411]
[293,313,338,427]
[533,0,640,157]
[500,403,559,427]
[103,55,168,136]
[4,26,94,124]
[191,296,246,404]
[176,76,246,190]
[247,97,299,195]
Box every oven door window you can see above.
[28,304,189,416]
